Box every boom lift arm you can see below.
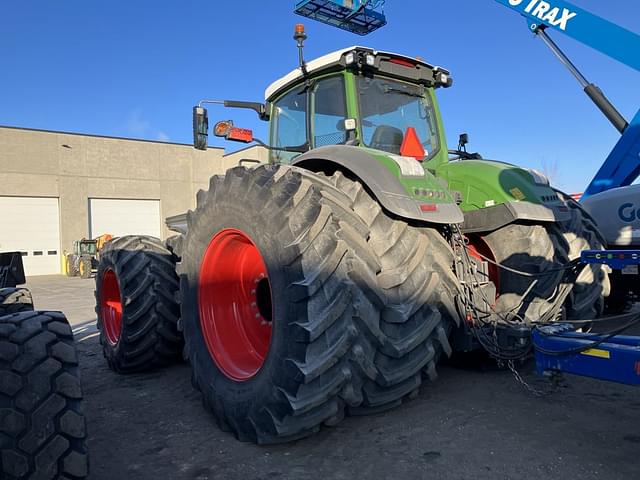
[493,0,640,198]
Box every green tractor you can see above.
[94,31,609,444]
[66,239,98,279]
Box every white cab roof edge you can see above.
[265,46,359,101]
[264,46,443,101]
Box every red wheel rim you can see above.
[101,268,123,346]
[198,228,273,381]
[467,235,500,293]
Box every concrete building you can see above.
[223,145,270,166]
[0,126,258,276]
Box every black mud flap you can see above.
[0,252,26,288]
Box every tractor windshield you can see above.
[357,76,440,158]
[80,242,97,255]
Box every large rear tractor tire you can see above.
[555,192,610,319]
[323,170,460,400]
[0,311,88,479]
[177,165,459,444]
[0,288,33,317]
[95,235,183,373]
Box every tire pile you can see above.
[0,287,88,479]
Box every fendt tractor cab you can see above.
[93,26,609,445]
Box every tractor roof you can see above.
[264,46,450,101]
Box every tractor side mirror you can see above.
[458,133,469,151]
[193,106,209,151]
[213,120,254,144]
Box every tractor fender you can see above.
[292,145,464,225]
[461,201,571,233]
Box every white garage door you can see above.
[89,199,162,239]
[0,197,61,276]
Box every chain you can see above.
[506,360,552,398]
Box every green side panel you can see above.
[435,160,560,212]
[361,148,455,204]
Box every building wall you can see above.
[223,145,269,166]
[0,126,239,263]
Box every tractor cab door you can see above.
[269,85,308,164]
[310,75,348,148]
[269,75,349,164]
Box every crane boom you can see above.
[494,0,640,72]
[493,0,640,198]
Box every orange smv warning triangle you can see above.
[400,127,426,161]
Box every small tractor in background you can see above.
[66,233,113,279]
[93,24,609,445]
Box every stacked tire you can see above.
[0,288,33,317]
[0,308,88,479]
[95,235,183,373]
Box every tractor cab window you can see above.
[270,85,308,163]
[357,76,440,158]
[79,242,97,255]
[311,76,348,148]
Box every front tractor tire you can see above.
[79,255,92,279]
[481,224,570,323]
[479,204,609,324]
[555,191,610,318]
[177,165,459,444]
[66,255,79,277]
[95,235,183,373]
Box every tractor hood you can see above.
[434,159,571,232]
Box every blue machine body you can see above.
[533,324,640,386]
[294,0,386,35]
[581,249,640,270]
[583,111,640,198]
[533,250,640,385]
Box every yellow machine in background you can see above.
[65,234,113,279]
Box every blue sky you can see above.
[1,0,638,192]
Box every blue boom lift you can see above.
[294,0,386,35]
[295,0,640,385]
[493,0,640,386]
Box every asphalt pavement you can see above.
[25,275,640,480]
